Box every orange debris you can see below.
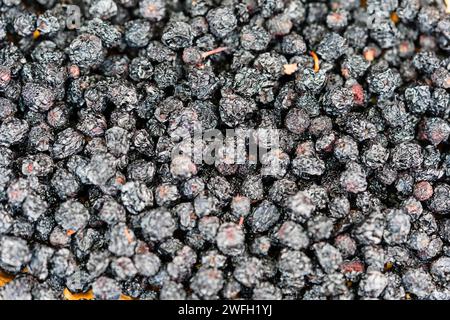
[310,51,320,72]
[63,288,94,300]
[33,30,40,40]
[283,63,298,75]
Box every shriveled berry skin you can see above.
[428,184,450,215]
[124,20,152,48]
[92,276,121,300]
[340,162,367,194]
[191,267,224,298]
[51,128,85,160]
[134,251,161,277]
[139,0,166,21]
[249,200,280,233]
[0,118,29,147]
[383,209,411,245]
[219,91,256,127]
[368,69,402,97]
[281,33,306,55]
[286,191,315,223]
[108,223,137,257]
[216,223,245,256]
[278,249,312,278]
[274,221,309,250]
[0,97,16,120]
[405,86,431,114]
[0,236,31,274]
[421,118,450,146]
[121,181,154,214]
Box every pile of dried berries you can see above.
[0,0,450,300]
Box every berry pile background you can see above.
[0,0,450,300]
